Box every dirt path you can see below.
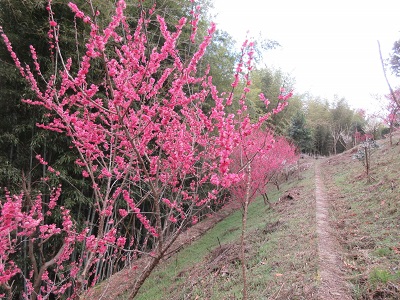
[315,161,352,300]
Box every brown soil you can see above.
[315,160,352,299]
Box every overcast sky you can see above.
[211,0,400,113]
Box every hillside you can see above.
[321,133,400,299]
[87,133,400,299]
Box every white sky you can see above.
[211,0,400,113]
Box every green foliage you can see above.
[373,247,392,258]
[390,39,400,77]
[304,96,369,155]
[369,268,400,287]
[329,97,355,153]
[0,0,95,195]
[305,97,331,155]
[287,111,313,153]
[203,29,237,94]
[243,67,302,134]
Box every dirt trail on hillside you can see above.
[315,161,352,300]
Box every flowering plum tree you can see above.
[0,0,290,299]
[384,89,400,145]
[258,135,298,199]
[353,139,379,183]
[230,130,297,207]
[224,46,292,298]
[228,128,296,299]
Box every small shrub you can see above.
[352,139,379,182]
[373,247,392,258]
[368,268,400,287]
[369,269,392,285]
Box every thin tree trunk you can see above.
[32,244,66,300]
[297,160,301,181]
[365,147,370,183]
[389,122,393,146]
[261,193,271,207]
[129,256,162,299]
[274,180,280,191]
[128,225,184,298]
[240,163,252,300]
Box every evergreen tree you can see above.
[390,39,400,76]
[244,67,302,134]
[287,111,313,153]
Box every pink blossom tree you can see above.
[229,131,297,207]
[223,42,292,297]
[228,128,296,299]
[384,89,400,145]
[0,0,291,299]
[378,40,400,146]
[256,135,298,202]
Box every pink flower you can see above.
[116,236,126,248]
[210,174,220,185]
[118,209,128,217]
[169,215,177,223]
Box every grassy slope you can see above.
[321,134,400,299]
[134,159,319,300]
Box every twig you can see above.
[269,282,285,300]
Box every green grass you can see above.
[369,268,400,288]
[134,210,245,299]
[373,247,393,258]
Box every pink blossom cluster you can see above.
[384,89,400,130]
[229,129,298,205]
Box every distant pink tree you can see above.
[378,41,400,145]
[228,127,296,299]
[261,136,298,192]
[354,131,374,144]
[225,75,291,299]
[384,89,400,145]
[230,130,297,206]
[0,0,291,299]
